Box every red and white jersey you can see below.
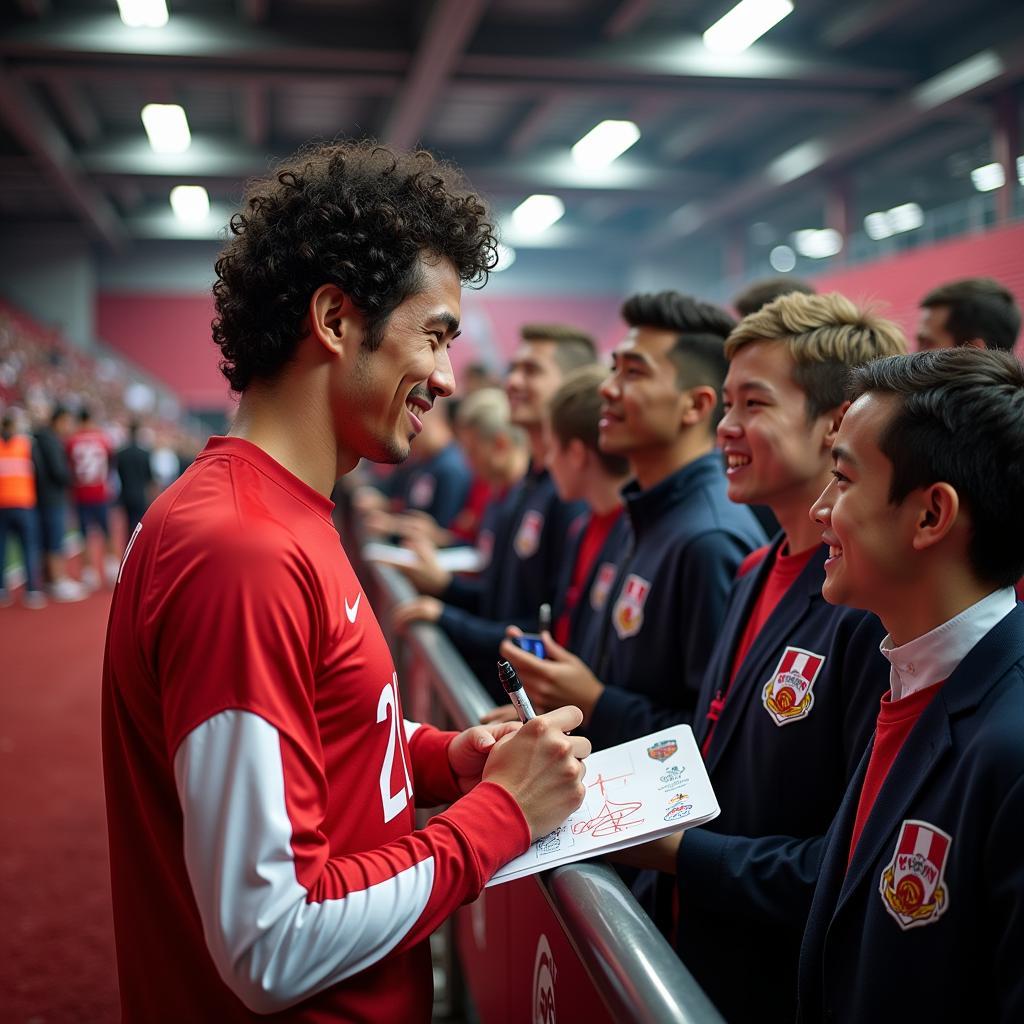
[102,436,529,1022]
[65,427,112,504]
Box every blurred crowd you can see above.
[0,302,204,609]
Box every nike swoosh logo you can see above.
[344,593,361,623]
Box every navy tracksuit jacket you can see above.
[584,453,766,751]
[438,466,583,697]
[795,601,1024,1023]
[673,539,890,1023]
[675,601,1024,1024]
[399,441,473,528]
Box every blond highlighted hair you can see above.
[725,292,908,418]
[455,387,525,446]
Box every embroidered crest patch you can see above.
[612,573,650,639]
[514,510,544,559]
[476,530,495,570]
[590,562,617,611]
[879,819,951,930]
[408,473,436,509]
[761,646,825,726]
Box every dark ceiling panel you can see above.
[0,0,1019,266]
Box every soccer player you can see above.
[65,407,119,587]
[392,325,594,691]
[796,348,1024,1022]
[500,292,765,747]
[361,397,472,534]
[619,292,906,1022]
[102,141,590,1023]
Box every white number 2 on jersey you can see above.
[377,673,414,823]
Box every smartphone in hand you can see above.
[511,634,546,659]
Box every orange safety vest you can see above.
[0,434,37,508]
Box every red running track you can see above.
[0,590,120,1023]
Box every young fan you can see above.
[796,348,1024,1022]
[500,291,765,746]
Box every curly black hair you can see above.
[212,140,498,392]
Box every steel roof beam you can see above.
[382,0,488,150]
[0,67,125,248]
[645,37,1024,249]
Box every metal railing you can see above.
[359,557,724,1024]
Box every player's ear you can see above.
[308,284,364,357]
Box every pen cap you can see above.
[496,659,520,689]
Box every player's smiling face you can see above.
[341,255,461,465]
[811,392,918,614]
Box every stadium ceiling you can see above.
[0,0,1022,265]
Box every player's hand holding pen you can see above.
[482,705,591,841]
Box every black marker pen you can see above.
[497,659,536,723]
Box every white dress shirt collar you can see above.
[880,588,1018,701]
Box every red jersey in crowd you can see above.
[102,436,529,1022]
[65,427,112,504]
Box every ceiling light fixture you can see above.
[511,195,565,235]
[792,228,843,259]
[703,0,793,55]
[141,104,191,153]
[116,0,169,28]
[571,120,641,170]
[170,185,210,223]
[970,162,1005,192]
[768,245,796,272]
[864,202,924,240]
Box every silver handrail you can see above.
[365,560,725,1024]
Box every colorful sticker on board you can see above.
[664,793,693,821]
[647,739,678,762]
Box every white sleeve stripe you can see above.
[403,719,421,742]
[174,710,435,1015]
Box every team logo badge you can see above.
[408,473,436,509]
[476,529,494,569]
[533,934,557,1024]
[761,646,825,726]
[664,794,692,821]
[879,819,952,930]
[514,510,544,559]
[590,562,617,611]
[612,574,650,639]
[647,739,678,762]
